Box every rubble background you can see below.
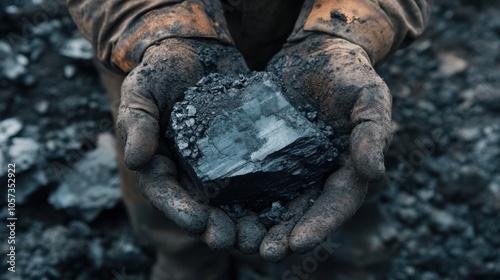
[0,0,499,279]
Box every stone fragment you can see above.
[0,117,23,143]
[429,208,456,232]
[35,100,50,114]
[169,72,341,206]
[63,64,76,79]
[0,150,5,178]
[48,133,120,221]
[59,37,93,60]
[0,40,27,81]
[21,73,37,87]
[29,37,46,62]
[439,53,468,76]
[258,201,295,228]
[15,167,49,205]
[8,137,40,173]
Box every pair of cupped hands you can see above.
[117,34,392,262]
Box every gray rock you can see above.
[106,232,150,266]
[0,117,23,144]
[88,239,104,268]
[49,133,120,221]
[429,208,456,232]
[34,100,49,115]
[4,5,20,15]
[0,150,5,177]
[475,84,500,111]
[420,271,440,280]
[59,37,93,60]
[169,72,341,206]
[13,224,89,280]
[15,167,48,205]
[456,126,482,142]
[258,201,295,228]
[29,37,46,62]
[63,64,76,79]
[438,53,468,76]
[20,73,37,87]
[444,165,489,198]
[7,137,40,173]
[397,208,419,225]
[0,40,27,81]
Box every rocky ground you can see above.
[0,0,499,279]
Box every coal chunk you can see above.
[258,201,295,228]
[169,72,341,206]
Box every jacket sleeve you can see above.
[288,0,434,66]
[66,0,233,73]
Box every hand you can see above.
[261,34,393,261]
[117,38,267,252]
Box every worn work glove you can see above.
[117,38,267,252]
[261,34,393,262]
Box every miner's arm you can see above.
[66,0,233,73]
[289,0,434,65]
[261,0,434,261]
[66,0,258,252]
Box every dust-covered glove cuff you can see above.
[112,1,233,73]
[288,0,433,66]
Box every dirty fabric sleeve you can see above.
[66,0,233,73]
[289,0,434,65]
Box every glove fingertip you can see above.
[350,121,390,183]
[289,229,320,254]
[260,226,291,263]
[124,134,157,171]
[174,205,210,234]
[203,209,236,252]
[260,241,289,263]
[125,149,151,171]
[236,215,266,255]
[354,151,385,183]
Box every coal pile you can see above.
[0,1,152,279]
[169,72,342,207]
[376,1,500,278]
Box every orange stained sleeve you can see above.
[67,0,233,74]
[289,0,434,65]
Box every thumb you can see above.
[117,72,160,170]
[350,82,393,182]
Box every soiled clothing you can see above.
[72,0,433,278]
[68,0,432,72]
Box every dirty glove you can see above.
[261,34,393,261]
[117,38,266,251]
[67,0,270,253]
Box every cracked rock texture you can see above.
[169,72,340,206]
